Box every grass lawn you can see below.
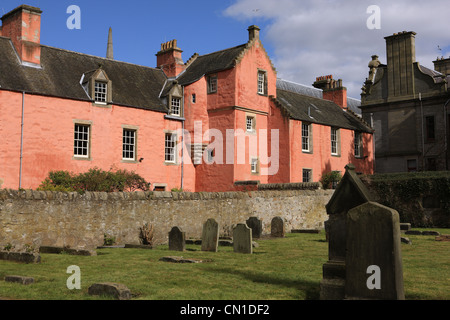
[0,229,448,300]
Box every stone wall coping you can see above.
[0,188,333,201]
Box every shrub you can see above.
[38,168,150,193]
[139,223,154,246]
[320,171,342,189]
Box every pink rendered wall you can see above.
[0,90,194,191]
[289,120,374,183]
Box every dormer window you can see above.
[95,81,108,104]
[164,82,183,118]
[171,97,182,116]
[81,66,112,106]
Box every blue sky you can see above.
[1,0,449,98]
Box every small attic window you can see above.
[94,81,108,103]
[82,67,112,105]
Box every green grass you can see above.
[0,230,448,300]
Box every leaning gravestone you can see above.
[345,202,405,300]
[201,218,219,252]
[168,226,185,252]
[233,224,252,254]
[246,217,262,238]
[320,164,379,300]
[271,217,285,238]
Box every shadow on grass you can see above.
[202,266,320,300]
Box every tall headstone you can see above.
[271,217,285,238]
[168,226,185,252]
[246,217,262,239]
[320,164,379,300]
[233,224,252,254]
[201,218,219,252]
[345,202,405,300]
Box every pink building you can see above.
[0,5,373,192]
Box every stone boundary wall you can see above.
[0,188,333,251]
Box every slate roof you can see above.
[275,89,373,133]
[177,44,247,86]
[276,78,363,115]
[0,36,168,112]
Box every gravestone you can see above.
[233,224,252,254]
[88,283,131,300]
[271,217,285,238]
[201,218,219,252]
[345,202,405,300]
[168,226,185,252]
[246,217,262,238]
[320,164,379,300]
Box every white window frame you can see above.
[74,123,90,159]
[207,75,217,94]
[331,128,338,156]
[246,116,256,133]
[165,133,177,164]
[302,123,311,152]
[122,129,137,161]
[251,158,259,174]
[94,81,107,104]
[258,71,266,95]
[171,97,182,117]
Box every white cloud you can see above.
[224,0,450,99]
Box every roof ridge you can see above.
[196,43,247,58]
[40,44,163,72]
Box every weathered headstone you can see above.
[233,224,252,254]
[201,218,219,252]
[246,217,262,238]
[345,202,405,300]
[320,164,379,300]
[88,283,131,300]
[271,217,285,238]
[5,275,34,285]
[168,226,185,252]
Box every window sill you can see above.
[164,161,178,166]
[92,102,111,108]
[302,150,313,154]
[122,159,139,164]
[72,156,91,161]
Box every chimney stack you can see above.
[248,25,260,42]
[433,56,450,76]
[1,5,42,66]
[156,39,185,78]
[384,31,416,97]
[313,75,348,110]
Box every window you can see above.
[94,81,107,103]
[407,159,417,172]
[425,116,435,141]
[303,169,312,183]
[74,124,90,158]
[123,129,136,161]
[331,128,339,156]
[302,123,311,152]
[165,133,176,163]
[246,116,256,133]
[207,75,217,94]
[251,158,259,174]
[354,132,363,158]
[171,97,181,116]
[257,70,267,95]
[192,94,196,103]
